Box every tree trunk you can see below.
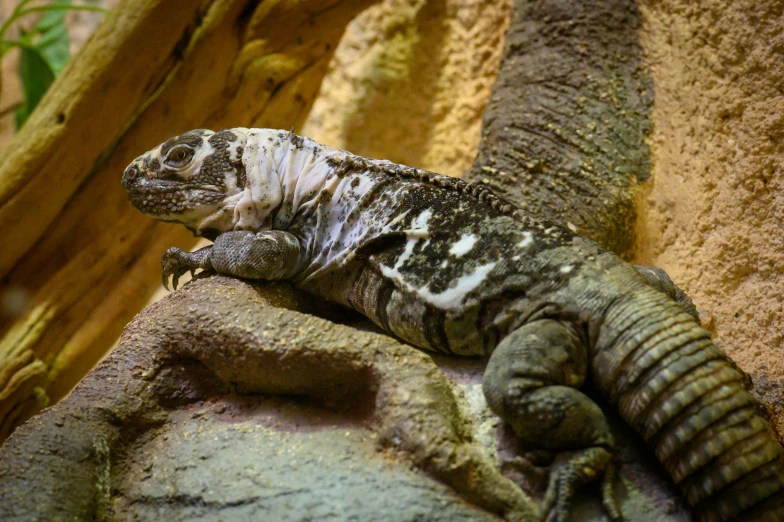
[467,0,652,258]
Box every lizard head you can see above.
[122,129,249,239]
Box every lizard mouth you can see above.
[126,185,228,217]
[126,182,224,196]
[127,187,180,196]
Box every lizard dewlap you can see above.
[123,128,784,522]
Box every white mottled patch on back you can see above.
[409,209,432,234]
[380,210,410,234]
[449,233,477,257]
[560,264,574,273]
[380,247,497,309]
[392,209,433,250]
[294,156,407,283]
[517,231,534,249]
[377,212,433,293]
[378,236,420,284]
[417,262,497,309]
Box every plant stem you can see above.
[16,5,108,17]
[0,2,108,57]
[0,0,37,45]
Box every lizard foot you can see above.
[161,246,212,290]
[484,319,621,522]
[501,451,553,487]
[542,447,621,522]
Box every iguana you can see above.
[123,128,784,522]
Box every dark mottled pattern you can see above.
[201,130,241,187]
[145,157,160,172]
[234,145,246,187]
[124,129,784,522]
[297,167,588,357]
[122,129,245,220]
[289,132,306,149]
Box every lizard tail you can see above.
[591,287,784,522]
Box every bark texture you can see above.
[467,0,653,258]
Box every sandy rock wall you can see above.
[302,0,510,176]
[636,0,784,428]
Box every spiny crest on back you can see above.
[324,152,518,216]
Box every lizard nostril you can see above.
[126,166,139,180]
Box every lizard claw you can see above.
[601,462,623,522]
[160,246,212,291]
[501,451,552,486]
[542,447,619,522]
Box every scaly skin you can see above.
[123,128,784,522]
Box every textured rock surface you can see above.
[0,277,690,521]
[114,407,499,522]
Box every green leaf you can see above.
[33,0,72,74]
[9,0,110,128]
[36,23,70,74]
[15,43,56,128]
[35,0,72,32]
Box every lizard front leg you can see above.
[483,319,620,522]
[162,230,306,290]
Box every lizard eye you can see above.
[165,146,193,168]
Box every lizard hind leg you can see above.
[483,319,620,522]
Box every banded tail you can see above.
[593,287,784,521]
